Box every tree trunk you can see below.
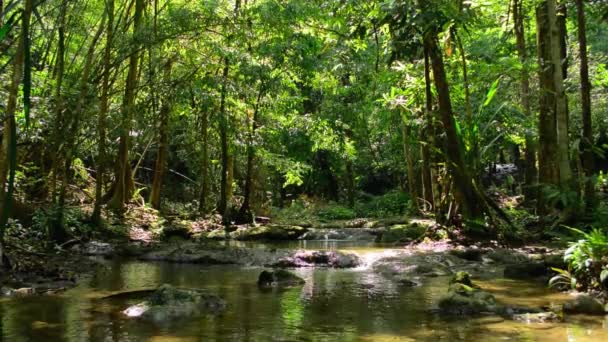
[424,33,482,219]
[218,62,231,219]
[149,60,173,210]
[197,101,210,214]
[92,0,114,224]
[423,46,439,214]
[109,0,144,212]
[536,0,572,212]
[49,0,68,202]
[402,122,419,212]
[0,0,33,267]
[239,84,265,222]
[512,0,538,202]
[575,0,595,211]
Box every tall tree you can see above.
[512,0,537,202]
[0,0,34,266]
[92,0,115,224]
[575,0,595,211]
[536,0,572,212]
[109,0,145,212]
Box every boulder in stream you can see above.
[122,284,225,322]
[503,262,548,279]
[438,272,499,315]
[231,225,308,240]
[257,270,305,288]
[271,250,360,268]
[563,294,606,315]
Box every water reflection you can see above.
[0,259,607,341]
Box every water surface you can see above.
[1,245,607,341]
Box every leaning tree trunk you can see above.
[424,33,483,220]
[575,0,595,211]
[513,0,538,202]
[0,0,33,267]
[149,60,173,210]
[109,0,144,212]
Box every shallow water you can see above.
[1,246,608,341]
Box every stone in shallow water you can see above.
[122,284,225,321]
[512,311,561,323]
[257,270,305,288]
[503,262,548,279]
[563,294,606,315]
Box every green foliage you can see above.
[31,206,90,242]
[316,203,357,221]
[354,190,411,218]
[551,227,608,291]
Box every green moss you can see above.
[377,223,426,243]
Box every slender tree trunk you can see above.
[50,9,106,242]
[49,0,68,202]
[424,33,482,219]
[423,47,439,215]
[0,0,33,267]
[150,60,173,210]
[513,0,538,202]
[218,62,231,219]
[575,0,595,211]
[109,0,144,212]
[197,101,210,214]
[239,84,264,222]
[403,122,419,212]
[219,0,241,222]
[92,0,114,224]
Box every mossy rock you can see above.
[450,271,478,288]
[161,221,193,240]
[232,225,307,241]
[204,229,229,240]
[377,223,426,243]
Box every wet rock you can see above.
[140,247,238,264]
[484,249,530,264]
[503,262,548,279]
[438,286,498,315]
[231,225,308,241]
[161,222,192,240]
[122,284,225,322]
[543,254,567,269]
[298,228,381,241]
[74,241,114,256]
[272,250,360,268]
[372,254,461,278]
[257,270,305,288]
[344,218,369,228]
[376,223,426,243]
[513,311,562,323]
[450,248,484,262]
[395,277,420,287]
[563,294,606,315]
[12,287,35,296]
[438,271,502,315]
[451,271,478,288]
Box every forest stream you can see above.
[1,241,607,342]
